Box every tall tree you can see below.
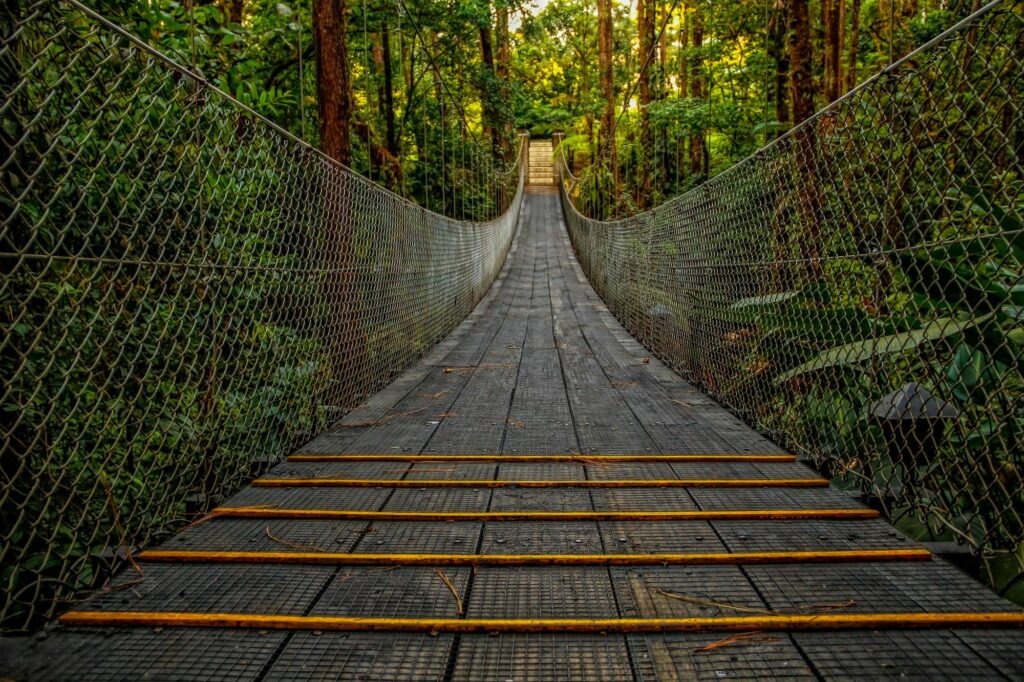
[658,1,668,96]
[677,6,688,178]
[225,0,244,24]
[364,29,400,189]
[478,5,501,156]
[376,28,398,158]
[677,7,688,100]
[637,0,655,206]
[837,0,846,93]
[787,0,822,277]
[657,2,669,181]
[787,0,814,125]
[597,0,619,195]
[845,0,861,91]
[823,0,842,101]
[496,3,512,160]
[689,0,705,176]
[767,0,789,134]
[313,0,353,165]
[312,0,365,410]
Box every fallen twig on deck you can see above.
[99,473,142,576]
[182,504,278,530]
[335,565,402,585]
[695,631,780,652]
[443,363,513,374]
[264,525,325,552]
[101,577,145,596]
[418,391,449,399]
[434,568,464,615]
[655,589,855,616]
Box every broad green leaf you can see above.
[768,307,877,345]
[729,291,801,309]
[947,343,985,402]
[777,314,991,382]
[897,252,1008,312]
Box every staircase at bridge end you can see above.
[528,138,555,188]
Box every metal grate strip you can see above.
[59,611,1024,633]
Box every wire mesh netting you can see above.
[559,3,1023,588]
[1,0,525,631]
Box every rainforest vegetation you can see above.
[92,0,986,212]
[3,0,1021,634]
[93,0,1022,600]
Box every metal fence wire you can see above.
[559,2,1023,590]
[1,0,525,631]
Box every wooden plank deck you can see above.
[7,190,1024,681]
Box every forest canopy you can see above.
[92,0,981,215]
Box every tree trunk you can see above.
[658,2,669,183]
[227,0,244,24]
[768,0,789,134]
[586,114,595,166]
[479,10,500,157]
[312,0,365,414]
[824,0,842,102]
[372,33,386,128]
[689,1,704,177]
[846,0,861,91]
[677,6,688,180]
[496,4,512,160]
[402,27,414,99]
[313,0,352,165]
[787,0,823,278]
[658,1,668,95]
[638,0,655,207]
[788,0,814,125]
[678,7,688,99]
[380,27,398,158]
[837,0,845,93]
[822,0,831,100]
[597,0,619,197]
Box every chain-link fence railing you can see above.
[559,2,1023,591]
[1,0,525,632]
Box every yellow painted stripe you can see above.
[210,507,879,522]
[138,548,931,566]
[288,454,795,463]
[252,478,828,489]
[60,611,1024,633]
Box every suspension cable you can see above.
[587,0,683,215]
[393,0,481,145]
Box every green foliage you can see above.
[562,4,1024,594]
[2,0,524,631]
[517,101,577,136]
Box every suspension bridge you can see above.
[3,0,1024,679]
